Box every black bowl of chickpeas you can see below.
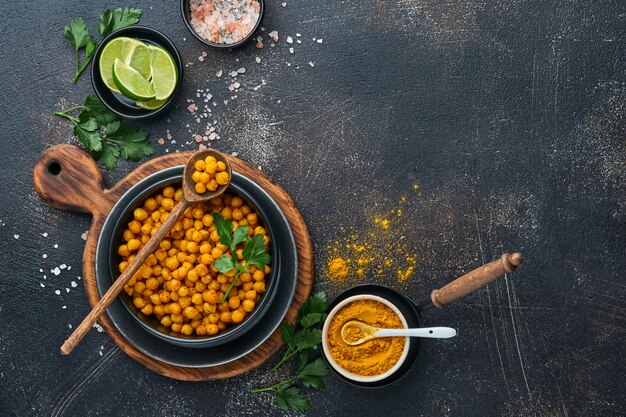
[95,166,298,366]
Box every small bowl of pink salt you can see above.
[181,0,264,48]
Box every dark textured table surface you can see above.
[1,1,625,416]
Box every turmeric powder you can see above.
[327,299,405,376]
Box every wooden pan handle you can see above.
[60,199,191,354]
[430,253,524,308]
[32,144,116,215]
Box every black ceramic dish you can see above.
[180,0,265,48]
[321,284,427,388]
[95,167,298,367]
[91,26,183,119]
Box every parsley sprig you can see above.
[63,8,142,83]
[251,292,329,411]
[54,95,154,170]
[212,213,272,302]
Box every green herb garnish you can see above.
[212,213,272,302]
[252,292,329,412]
[63,18,96,84]
[54,95,154,170]
[63,8,142,83]
[99,7,142,36]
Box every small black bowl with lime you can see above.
[91,26,182,119]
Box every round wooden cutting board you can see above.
[32,144,314,381]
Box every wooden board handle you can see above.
[430,253,524,308]
[61,199,191,354]
[32,144,116,215]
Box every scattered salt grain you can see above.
[62,305,67,309]
[55,290,61,295]
[42,254,48,259]
[68,324,72,329]
[281,2,287,7]
[317,38,323,43]
[42,232,48,237]
[71,281,77,288]
[40,283,45,288]
[232,152,239,157]
[52,267,61,276]
[99,351,103,356]
[60,264,67,270]
[269,30,279,42]
[54,244,59,249]
[13,234,18,239]
[237,67,246,74]
[289,47,294,54]
[296,33,301,37]
[188,104,197,113]
[198,56,205,62]
[230,71,238,77]
[65,288,70,293]
[255,57,261,63]
[308,61,315,67]
[158,138,165,145]
[286,36,293,44]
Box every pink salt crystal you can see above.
[269,30,279,42]
[158,138,165,145]
[255,41,264,49]
[167,132,173,139]
[188,104,197,113]
[81,231,89,241]
[195,135,203,142]
[198,144,207,150]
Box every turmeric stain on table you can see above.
[325,184,421,284]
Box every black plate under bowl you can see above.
[95,167,297,367]
[180,0,265,48]
[322,284,422,388]
[91,26,183,119]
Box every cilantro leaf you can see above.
[297,358,328,378]
[96,142,120,171]
[83,95,119,125]
[297,292,328,323]
[300,313,323,329]
[212,213,234,248]
[106,123,154,161]
[279,323,296,346]
[294,328,322,350]
[242,234,271,269]
[214,255,235,273]
[277,386,310,412]
[73,125,102,152]
[100,7,142,36]
[64,18,90,50]
[300,376,326,390]
[231,226,249,252]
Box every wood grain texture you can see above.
[430,253,524,308]
[33,144,314,381]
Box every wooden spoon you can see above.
[341,321,457,346]
[60,149,232,355]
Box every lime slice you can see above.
[112,58,156,101]
[100,37,149,92]
[127,42,151,80]
[136,98,168,110]
[148,45,178,101]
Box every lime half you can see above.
[112,59,156,101]
[100,37,151,92]
[148,45,178,101]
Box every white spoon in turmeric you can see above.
[341,320,457,346]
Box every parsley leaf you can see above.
[64,18,90,50]
[242,234,272,269]
[213,214,234,248]
[300,312,323,329]
[64,18,96,84]
[294,328,322,350]
[232,226,249,252]
[54,96,153,171]
[277,386,310,412]
[300,376,326,390]
[99,7,142,36]
[214,256,235,273]
[279,323,296,345]
[297,292,328,322]
[297,358,328,378]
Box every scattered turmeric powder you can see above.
[324,184,421,284]
[327,299,405,376]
